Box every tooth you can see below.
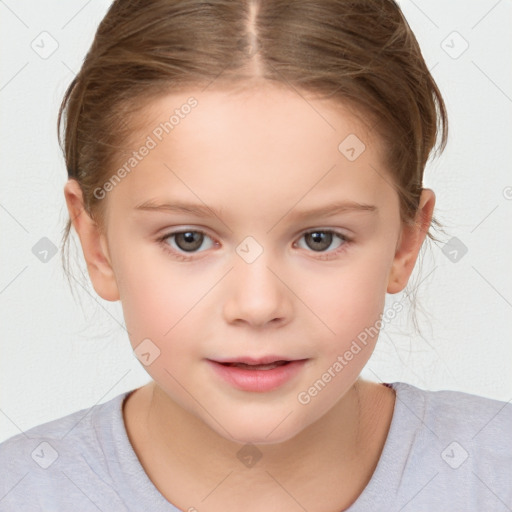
[233,361,287,370]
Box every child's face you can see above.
[73,83,429,444]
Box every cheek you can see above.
[111,240,204,350]
[309,249,394,362]
[320,250,392,319]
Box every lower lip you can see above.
[207,360,308,392]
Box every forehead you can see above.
[141,82,377,162]
[107,83,395,218]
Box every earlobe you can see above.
[386,189,435,294]
[63,179,120,301]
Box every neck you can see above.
[123,378,394,512]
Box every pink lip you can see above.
[212,355,295,365]
[206,358,308,392]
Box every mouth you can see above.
[217,360,292,371]
[206,357,308,392]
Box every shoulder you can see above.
[388,382,512,507]
[0,391,133,511]
[392,381,512,442]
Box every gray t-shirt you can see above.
[0,381,511,511]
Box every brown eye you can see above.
[160,229,215,257]
[295,230,348,255]
[174,231,204,252]
[304,231,333,251]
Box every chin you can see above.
[209,413,309,446]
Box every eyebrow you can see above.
[134,199,378,220]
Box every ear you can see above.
[63,179,120,301]
[387,189,435,294]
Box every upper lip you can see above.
[209,356,305,365]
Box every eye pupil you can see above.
[176,231,203,252]
[306,231,332,251]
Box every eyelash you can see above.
[157,228,352,262]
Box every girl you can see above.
[1,1,510,510]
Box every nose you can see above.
[222,249,292,328]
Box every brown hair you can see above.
[58,0,448,327]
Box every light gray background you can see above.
[1,0,511,443]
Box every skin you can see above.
[64,82,435,511]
